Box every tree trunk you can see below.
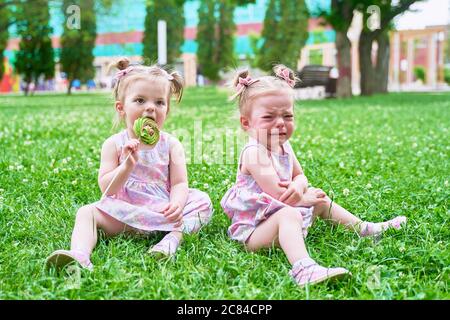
[24,82,29,96]
[374,30,390,94]
[32,79,38,96]
[358,0,417,96]
[335,30,352,98]
[359,31,376,96]
[67,79,73,95]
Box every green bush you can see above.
[414,66,426,82]
[444,67,450,84]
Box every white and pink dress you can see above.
[96,129,213,234]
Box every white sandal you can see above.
[46,249,94,271]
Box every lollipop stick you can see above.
[100,150,133,200]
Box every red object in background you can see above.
[0,57,15,93]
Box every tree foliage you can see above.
[14,0,55,95]
[196,0,236,81]
[143,0,185,65]
[0,1,9,79]
[60,0,97,94]
[257,0,309,71]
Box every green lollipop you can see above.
[133,117,160,146]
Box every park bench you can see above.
[294,65,337,99]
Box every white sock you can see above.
[359,216,407,237]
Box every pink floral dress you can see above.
[96,130,213,234]
[221,138,313,243]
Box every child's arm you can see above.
[98,137,139,196]
[288,141,308,191]
[278,147,309,205]
[163,137,189,225]
[291,155,309,192]
[242,146,288,200]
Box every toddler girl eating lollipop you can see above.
[46,58,213,270]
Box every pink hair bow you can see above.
[113,66,135,82]
[236,76,259,91]
[276,68,295,87]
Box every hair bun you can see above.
[233,69,250,88]
[115,57,130,71]
[273,64,297,87]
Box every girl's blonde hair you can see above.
[109,57,184,127]
[230,64,298,116]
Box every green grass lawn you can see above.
[0,88,448,299]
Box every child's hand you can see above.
[162,202,183,227]
[278,181,305,206]
[296,187,328,207]
[123,139,140,168]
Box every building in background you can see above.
[390,26,447,91]
[1,0,448,93]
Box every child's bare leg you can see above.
[246,207,309,264]
[70,204,128,255]
[313,193,406,236]
[47,204,128,270]
[312,195,362,228]
[246,206,350,286]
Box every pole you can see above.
[158,20,167,65]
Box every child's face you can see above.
[241,91,295,149]
[116,78,170,132]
